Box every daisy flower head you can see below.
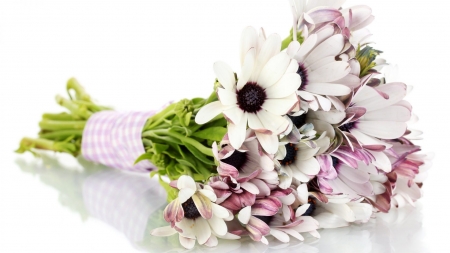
[286,26,355,112]
[195,27,301,154]
[150,175,237,249]
[275,123,324,188]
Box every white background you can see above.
[0,0,448,252]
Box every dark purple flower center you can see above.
[301,197,316,216]
[339,122,356,132]
[254,215,273,225]
[182,197,201,219]
[237,82,267,113]
[297,63,308,89]
[279,143,298,166]
[288,114,307,128]
[332,156,340,168]
[221,150,248,171]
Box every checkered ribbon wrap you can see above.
[82,170,167,241]
[81,111,157,172]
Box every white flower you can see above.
[313,196,373,228]
[286,28,355,112]
[195,27,301,154]
[150,176,238,249]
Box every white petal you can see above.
[282,228,305,241]
[321,203,356,222]
[304,34,344,65]
[314,212,348,229]
[223,106,244,125]
[195,101,227,124]
[356,121,407,139]
[294,157,320,176]
[214,61,236,91]
[297,184,309,204]
[295,204,311,217]
[353,83,407,112]
[257,110,289,132]
[270,229,290,243]
[240,27,257,65]
[179,235,195,249]
[238,206,252,224]
[194,218,212,245]
[304,82,351,96]
[177,175,197,191]
[286,40,301,58]
[362,105,411,122]
[150,226,177,237]
[368,150,392,172]
[315,95,332,111]
[204,234,218,247]
[228,113,248,149]
[265,73,301,98]
[258,52,291,89]
[308,62,350,83]
[308,110,346,124]
[252,34,282,80]
[240,182,260,194]
[199,189,217,202]
[294,34,317,62]
[255,132,279,154]
[207,215,227,236]
[247,113,265,131]
[212,203,230,219]
[178,188,196,203]
[350,129,392,148]
[262,95,298,115]
[217,88,237,106]
[238,48,256,89]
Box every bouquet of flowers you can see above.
[17,0,432,249]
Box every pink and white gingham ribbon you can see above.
[81,111,157,172]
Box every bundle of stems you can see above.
[17,78,227,199]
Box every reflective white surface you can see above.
[1,0,449,252]
[4,153,435,252]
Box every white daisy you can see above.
[195,27,301,154]
[286,27,354,112]
[150,176,237,249]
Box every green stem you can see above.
[150,129,213,157]
[16,137,78,154]
[43,113,79,121]
[39,120,86,131]
[39,130,84,139]
[56,95,92,119]
[66,78,92,102]
[281,34,293,51]
[145,103,177,130]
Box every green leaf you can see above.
[134,152,153,164]
[192,127,227,141]
[153,143,169,154]
[184,112,192,127]
[183,142,215,166]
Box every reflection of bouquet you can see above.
[18,0,433,250]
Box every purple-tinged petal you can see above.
[192,192,213,219]
[220,191,256,211]
[164,198,184,224]
[217,162,239,178]
[248,216,271,236]
[251,196,282,216]
[307,8,342,24]
[310,191,329,203]
[318,178,334,194]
